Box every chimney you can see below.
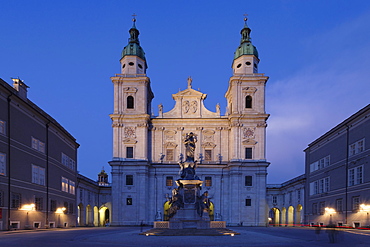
[12,78,29,100]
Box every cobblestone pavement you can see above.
[1,226,370,247]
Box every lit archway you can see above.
[287,206,294,226]
[94,206,99,226]
[296,204,303,226]
[270,208,280,226]
[209,202,214,221]
[281,207,287,226]
[78,203,84,226]
[99,206,109,226]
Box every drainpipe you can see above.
[6,94,12,231]
[345,125,349,225]
[45,122,50,228]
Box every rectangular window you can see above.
[204,150,212,161]
[126,147,133,158]
[349,139,366,156]
[336,199,343,212]
[166,149,174,161]
[205,176,212,187]
[245,148,252,159]
[35,197,43,211]
[0,120,5,135]
[64,201,69,214]
[348,165,364,186]
[166,176,173,186]
[69,180,75,195]
[11,193,21,208]
[62,177,69,192]
[126,175,133,185]
[245,176,253,186]
[61,153,76,170]
[310,156,330,173]
[50,200,57,212]
[32,165,45,186]
[126,198,133,205]
[353,196,360,212]
[69,203,74,214]
[245,199,252,206]
[31,137,45,153]
[272,196,277,204]
[0,153,6,176]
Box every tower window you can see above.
[122,64,126,68]
[246,199,252,206]
[126,175,133,185]
[126,147,133,158]
[245,148,252,159]
[126,198,132,205]
[245,96,252,108]
[245,176,253,186]
[127,96,134,109]
[237,63,242,68]
[138,64,143,69]
[166,149,174,161]
[129,62,134,66]
[246,61,251,66]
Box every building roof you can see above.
[234,17,259,60]
[121,18,146,61]
[0,78,79,147]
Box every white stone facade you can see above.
[109,20,270,226]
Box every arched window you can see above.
[245,95,252,108]
[127,96,134,109]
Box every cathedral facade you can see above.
[109,18,270,226]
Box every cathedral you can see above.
[109,17,270,226]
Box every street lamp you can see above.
[360,204,370,227]
[20,204,35,229]
[325,207,336,226]
[56,207,66,227]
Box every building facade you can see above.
[109,18,270,226]
[267,175,305,226]
[304,104,370,227]
[76,170,111,227]
[0,78,79,230]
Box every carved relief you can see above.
[123,138,137,144]
[164,142,178,148]
[203,129,215,142]
[201,142,216,149]
[123,87,138,93]
[242,139,257,145]
[257,122,267,127]
[183,100,198,114]
[243,127,256,139]
[183,100,190,113]
[165,130,177,141]
[242,87,257,94]
[137,123,148,127]
[124,127,136,138]
[190,100,197,113]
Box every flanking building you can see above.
[0,78,79,230]
[266,175,305,227]
[304,104,370,227]
[109,18,270,226]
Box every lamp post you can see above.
[325,207,336,226]
[19,204,35,229]
[360,204,370,227]
[56,207,66,228]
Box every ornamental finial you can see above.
[132,13,137,23]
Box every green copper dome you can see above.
[234,19,259,60]
[121,20,146,61]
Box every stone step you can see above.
[140,228,240,236]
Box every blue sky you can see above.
[1,0,370,183]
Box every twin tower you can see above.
[109,17,270,226]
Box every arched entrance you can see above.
[94,206,99,226]
[269,208,280,226]
[99,206,110,226]
[281,207,286,226]
[287,206,294,226]
[296,204,303,226]
[78,203,84,226]
[209,202,214,221]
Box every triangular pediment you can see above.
[172,88,206,99]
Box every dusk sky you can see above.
[1,1,370,184]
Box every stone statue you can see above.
[184,132,197,162]
[196,191,210,217]
[168,188,184,218]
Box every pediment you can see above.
[242,139,257,145]
[164,142,178,148]
[201,142,216,148]
[123,138,137,144]
[172,88,206,99]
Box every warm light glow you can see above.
[19,204,35,211]
[360,204,370,212]
[231,233,235,237]
[145,234,149,236]
[325,207,336,214]
[56,207,66,214]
